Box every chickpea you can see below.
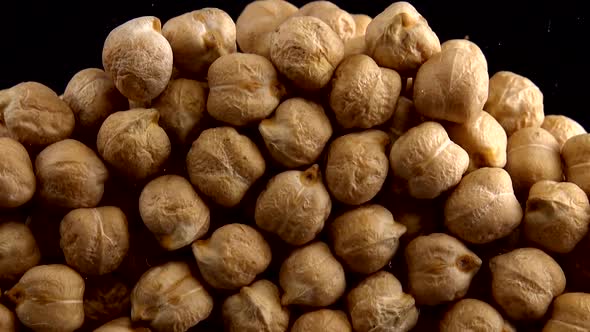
[563,134,590,196]
[0,221,40,282]
[440,298,513,332]
[0,303,17,332]
[542,114,586,149]
[0,137,35,208]
[291,309,351,332]
[543,292,590,332]
[295,1,356,42]
[344,14,372,56]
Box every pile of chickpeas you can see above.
[2,1,590,331]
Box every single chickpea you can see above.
[294,1,356,42]
[0,221,40,282]
[563,134,590,196]
[102,16,173,102]
[441,39,488,70]
[344,14,372,56]
[0,137,35,208]
[291,309,351,332]
[542,114,586,150]
[543,292,590,332]
[440,298,513,332]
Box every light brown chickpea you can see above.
[186,126,266,207]
[236,0,298,58]
[326,130,390,205]
[139,175,210,251]
[255,165,331,246]
[131,261,213,332]
[444,167,523,244]
[270,16,344,91]
[331,204,407,274]
[347,271,419,332]
[440,298,513,332]
[490,248,566,321]
[330,54,402,129]
[36,139,109,209]
[6,264,85,332]
[162,8,237,77]
[485,71,544,136]
[524,180,590,253]
[291,309,351,332]
[543,292,590,332]
[94,317,151,332]
[207,53,284,126]
[295,1,356,42]
[259,98,332,168]
[279,242,346,307]
[0,82,75,146]
[0,303,17,332]
[192,223,272,290]
[441,39,488,70]
[344,14,372,56]
[222,279,289,332]
[0,137,35,208]
[103,16,173,102]
[542,114,586,150]
[97,109,171,180]
[563,134,590,196]
[365,1,441,74]
[0,221,40,282]
[390,121,469,199]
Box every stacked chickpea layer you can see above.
[1,1,590,332]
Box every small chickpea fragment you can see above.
[390,122,469,199]
[279,242,346,307]
[543,293,590,332]
[192,223,271,290]
[291,309,351,332]
[406,233,482,306]
[444,167,523,244]
[524,180,590,253]
[102,16,173,102]
[505,127,563,195]
[0,222,40,282]
[6,264,85,332]
[186,127,266,207]
[259,98,332,168]
[563,134,590,196]
[0,137,35,208]
[131,261,213,332]
[490,248,566,321]
[344,14,372,56]
[207,53,284,126]
[295,1,356,42]
[542,114,586,149]
[140,175,210,251]
[95,317,150,332]
[485,71,544,136]
[0,81,75,146]
[331,204,407,274]
[270,16,344,91]
[255,165,331,246]
[97,109,171,180]
[36,139,109,209]
[0,303,17,332]
[366,1,441,74]
[326,130,390,205]
[236,0,298,58]
[162,8,237,77]
[330,54,402,129]
[222,280,289,332]
[347,271,419,332]
[440,298,513,332]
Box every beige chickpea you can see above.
[388,96,424,143]
[0,137,35,208]
[270,16,344,91]
[447,110,508,171]
[6,264,85,332]
[291,309,351,332]
[441,39,488,70]
[186,127,266,207]
[366,1,441,74]
[97,109,171,180]
[0,221,40,282]
[255,165,331,246]
[139,175,210,251]
[0,82,75,146]
[207,53,284,126]
[390,121,469,199]
[259,98,332,168]
[485,71,544,136]
[222,279,289,332]
[505,127,563,195]
[563,134,590,196]
[151,78,207,144]
[347,271,419,332]
[543,293,590,332]
[326,130,390,205]
[331,204,407,274]
[162,8,236,77]
[445,167,523,244]
[192,223,271,290]
[344,14,372,56]
[414,44,489,124]
[95,317,150,332]
[131,261,213,332]
[279,242,346,307]
[542,114,586,150]
[524,180,590,253]
[63,68,128,131]
[490,248,566,321]
[330,54,402,129]
[103,16,173,102]
[0,303,17,332]
[406,233,482,305]
[295,1,356,42]
[236,0,298,58]
[440,298,512,332]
